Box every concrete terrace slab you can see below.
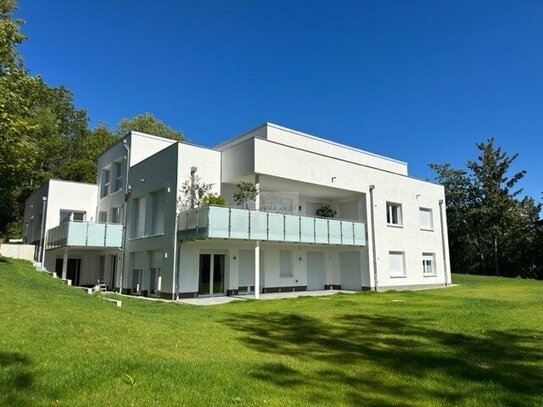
[176,296,245,306]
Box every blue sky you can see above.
[17,1,542,200]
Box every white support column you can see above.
[254,174,261,299]
[62,247,68,280]
[255,240,260,299]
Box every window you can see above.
[98,211,108,223]
[389,251,406,277]
[59,210,86,224]
[150,189,165,235]
[422,253,436,276]
[98,255,106,283]
[386,202,403,226]
[113,161,123,192]
[279,250,293,278]
[419,208,433,230]
[110,207,121,224]
[101,168,110,197]
[132,269,143,294]
[131,197,146,237]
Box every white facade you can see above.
[25,123,451,298]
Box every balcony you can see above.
[46,221,122,250]
[178,206,366,246]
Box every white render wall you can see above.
[177,239,370,295]
[23,180,98,245]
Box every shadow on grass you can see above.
[0,257,9,263]
[0,351,34,406]
[223,313,543,405]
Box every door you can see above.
[340,251,361,291]
[109,255,117,290]
[149,267,161,297]
[55,258,81,285]
[132,269,143,294]
[198,254,225,296]
[307,251,325,291]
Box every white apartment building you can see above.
[24,123,451,299]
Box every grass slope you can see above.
[1,257,542,406]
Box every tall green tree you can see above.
[116,113,184,141]
[431,138,542,279]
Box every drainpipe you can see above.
[172,205,180,300]
[38,196,48,266]
[369,185,378,291]
[438,199,449,286]
[120,138,131,293]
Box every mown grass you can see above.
[1,257,542,406]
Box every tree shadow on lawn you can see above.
[0,351,35,406]
[222,313,543,406]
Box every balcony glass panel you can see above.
[300,217,314,243]
[249,210,267,240]
[314,218,328,244]
[354,223,365,246]
[208,207,229,238]
[66,222,87,246]
[230,208,249,239]
[342,222,355,245]
[267,213,284,241]
[284,215,299,242]
[328,220,342,244]
[86,223,106,246]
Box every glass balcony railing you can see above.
[178,206,366,246]
[46,221,122,249]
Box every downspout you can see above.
[438,199,449,286]
[120,138,131,293]
[369,185,378,291]
[172,205,179,300]
[39,196,48,266]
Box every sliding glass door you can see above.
[198,253,225,296]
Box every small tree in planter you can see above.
[178,175,214,210]
[316,204,337,218]
[201,194,228,207]
[233,181,258,209]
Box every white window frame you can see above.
[419,208,434,231]
[389,251,406,278]
[386,202,403,227]
[422,253,436,276]
[279,250,293,278]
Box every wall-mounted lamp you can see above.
[233,256,237,260]
[140,178,145,182]
[331,176,337,183]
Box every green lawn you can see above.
[1,257,542,406]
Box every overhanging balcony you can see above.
[46,221,122,250]
[178,206,366,246]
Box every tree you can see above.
[116,113,184,141]
[233,182,258,209]
[0,0,26,72]
[178,175,214,210]
[430,138,542,279]
[201,195,228,207]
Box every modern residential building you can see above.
[23,123,451,299]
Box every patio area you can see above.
[175,289,356,306]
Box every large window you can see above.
[389,251,406,278]
[131,197,146,237]
[386,202,403,226]
[101,168,110,198]
[419,208,434,231]
[279,250,293,278]
[98,211,108,223]
[113,161,123,192]
[150,189,165,235]
[110,207,121,224]
[422,253,436,276]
